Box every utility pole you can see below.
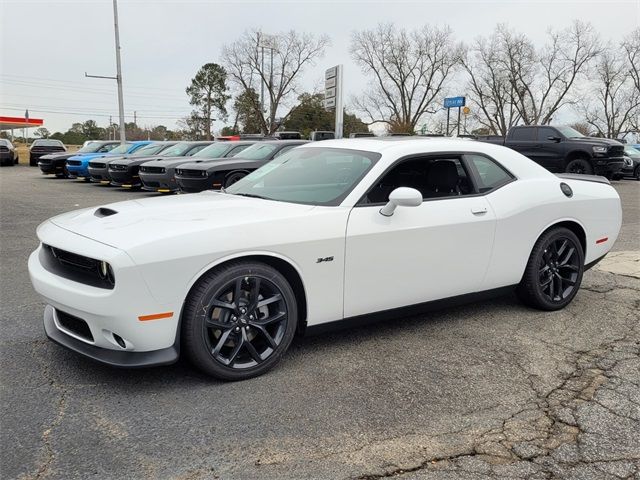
[85,0,126,143]
[112,0,125,143]
[133,110,137,126]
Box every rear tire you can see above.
[182,261,298,381]
[517,227,584,311]
[565,158,593,175]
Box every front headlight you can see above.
[593,146,608,153]
[98,260,115,286]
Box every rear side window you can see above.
[510,128,535,141]
[228,145,250,156]
[466,154,514,193]
[537,127,557,142]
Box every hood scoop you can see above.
[94,207,118,218]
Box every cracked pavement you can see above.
[1,166,639,480]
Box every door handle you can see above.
[471,206,488,215]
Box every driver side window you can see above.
[363,156,473,204]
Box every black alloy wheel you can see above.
[635,165,640,181]
[224,171,247,188]
[565,158,593,175]
[182,261,297,380]
[517,227,584,311]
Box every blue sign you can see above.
[444,96,466,108]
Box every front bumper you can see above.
[593,158,624,175]
[38,161,58,174]
[108,168,139,187]
[66,163,89,178]
[139,171,178,192]
[28,227,182,365]
[44,305,179,367]
[88,166,111,184]
[175,175,214,193]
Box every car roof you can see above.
[250,140,309,145]
[300,137,554,180]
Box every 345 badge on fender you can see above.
[316,256,334,263]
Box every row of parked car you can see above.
[35,136,309,193]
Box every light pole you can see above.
[85,0,126,143]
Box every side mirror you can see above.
[379,187,422,217]
[547,136,561,142]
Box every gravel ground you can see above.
[1,165,638,480]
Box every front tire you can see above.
[635,165,640,181]
[182,261,298,381]
[29,155,38,167]
[565,158,593,175]
[224,171,247,188]
[517,227,584,311]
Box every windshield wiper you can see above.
[233,193,268,200]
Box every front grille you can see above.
[109,163,127,171]
[39,158,52,165]
[89,162,106,169]
[608,145,624,157]
[143,181,160,187]
[67,160,81,166]
[31,147,65,153]
[140,165,165,174]
[176,169,206,178]
[0,146,8,152]
[41,245,115,289]
[56,310,94,342]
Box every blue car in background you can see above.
[66,141,152,180]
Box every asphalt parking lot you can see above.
[1,164,639,480]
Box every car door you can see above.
[535,127,563,171]
[508,127,540,161]
[343,155,496,318]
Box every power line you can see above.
[0,105,188,120]
[0,92,191,111]
[1,79,186,100]
[0,73,184,93]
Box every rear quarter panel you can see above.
[482,177,621,289]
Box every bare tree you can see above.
[461,27,521,136]
[622,28,640,131]
[498,21,599,125]
[350,23,461,134]
[622,28,640,94]
[222,30,329,134]
[584,43,640,138]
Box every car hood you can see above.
[47,192,315,251]
[40,152,77,160]
[110,155,167,166]
[140,156,195,168]
[566,137,623,147]
[179,159,261,172]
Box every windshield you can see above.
[624,146,640,157]
[109,143,134,154]
[192,143,231,158]
[77,142,114,153]
[225,147,380,206]
[33,139,64,146]
[556,126,585,138]
[160,143,195,157]
[132,143,169,156]
[235,143,279,160]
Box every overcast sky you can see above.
[1,0,638,134]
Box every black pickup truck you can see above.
[477,125,625,177]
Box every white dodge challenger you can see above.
[29,138,622,380]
